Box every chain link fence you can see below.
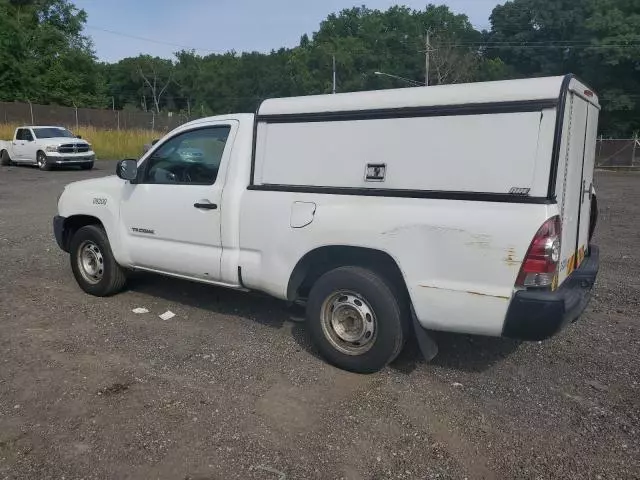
[0,101,192,131]
[1,101,639,167]
[596,139,639,168]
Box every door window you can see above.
[140,126,231,185]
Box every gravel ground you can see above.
[0,162,638,480]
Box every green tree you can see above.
[583,0,640,135]
[308,5,483,92]
[0,0,106,106]
[102,58,147,110]
[154,5,490,115]
[136,55,174,113]
[174,50,203,116]
[489,0,640,135]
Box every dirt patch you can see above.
[97,382,132,397]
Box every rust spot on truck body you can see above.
[504,247,521,267]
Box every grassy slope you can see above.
[0,124,159,159]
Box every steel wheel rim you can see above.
[77,240,104,284]
[320,290,377,356]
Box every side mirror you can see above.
[76,135,82,139]
[117,159,138,182]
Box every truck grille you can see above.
[58,143,90,154]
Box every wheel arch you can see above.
[286,245,409,303]
[61,215,104,251]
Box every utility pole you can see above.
[72,101,79,132]
[112,96,115,111]
[27,99,34,124]
[332,55,337,94]
[424,30,431,87]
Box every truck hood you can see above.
[44,138,90,145]
[64,174,121,193]
[58,174,125,218]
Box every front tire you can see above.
[1,150,12,166]
[69,225,127,297]
[37,151,51,171]
[306,266,407,373]
[81,162,94,170]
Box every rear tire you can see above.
[69,225,127,297]
[37,151,51,171]
[1,150,12,166]
[306,266,407,373]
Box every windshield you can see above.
[33,128,75,139]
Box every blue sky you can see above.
[74,0,503,62]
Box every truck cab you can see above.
[0,126,95,170]
[53,75,600,373]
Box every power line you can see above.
[458,43,640,49]
[423,35,640,48]
[85,26,217,53]
[86,24,640,57]
[451,39,639,45]
[425,38,640,49]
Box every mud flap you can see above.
[411,307,438,362]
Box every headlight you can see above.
[45,145,58,153]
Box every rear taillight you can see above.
[516,216,562,289]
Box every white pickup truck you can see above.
[0,126,95,170]
[53,75,600,373]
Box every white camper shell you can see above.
[54,74,600,373]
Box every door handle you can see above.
[194,202,218,210]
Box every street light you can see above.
[374,71,425,87]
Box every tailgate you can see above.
[553,80,600,287]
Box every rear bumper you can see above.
[53,215,67,252]
[502,245,600,341]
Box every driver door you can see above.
[12,128,30,161]
[22,128,38,162]
[120,122,237,281]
